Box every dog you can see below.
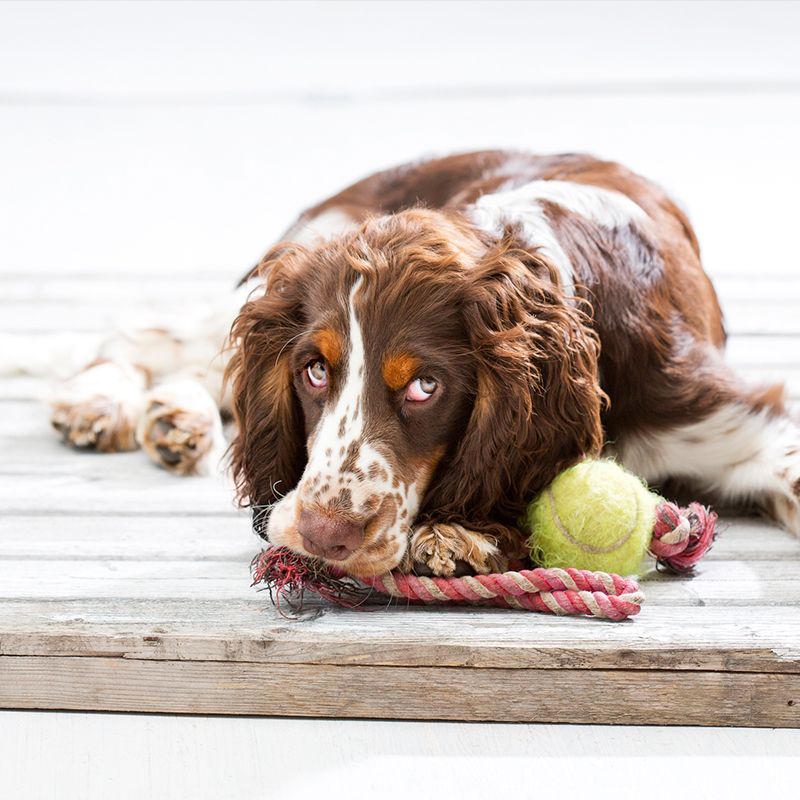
[37,150,800,577]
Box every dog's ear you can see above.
[225,246,308,519]
[421,235,605,524]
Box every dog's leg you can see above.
[49,360,148,452]
[612,384,800,535]
[137,377,226,476]
[406,520,526,576]
[43,285,244,468]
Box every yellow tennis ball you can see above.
[524,459,660,576]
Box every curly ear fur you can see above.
[420,236,605,528]
[225,247,308,510]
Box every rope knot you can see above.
[649,500,717,573]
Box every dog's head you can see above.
[227,209,603,576]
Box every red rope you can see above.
[252,549,645,620]
[251,502,715,621]
[649,501,717,573]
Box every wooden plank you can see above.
[714,277,800,304]
[0,515,253,560]
[0,443,238,514]
[2,656,798,727]
[0,556,797,603]
[1,600,798,674]
[0,514,796,562]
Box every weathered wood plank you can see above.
[0,515,253,560]
[0,555,797,604]
[2,656,798,727]
[0,514,795,562]
[1,600,798,673]
[0,450,238,514]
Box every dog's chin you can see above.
[336,545,405,578]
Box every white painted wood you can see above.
[1,92,798,277]
[2,1,797,96]
[0,455,239,513]
[1,710,798,800]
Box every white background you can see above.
[1,0,799,284]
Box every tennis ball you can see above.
[524,459,660,576]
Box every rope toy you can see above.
[251,459,716,621]
[251,547,646,620]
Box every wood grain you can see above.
[0,602,798,673]
[2,656,798,727]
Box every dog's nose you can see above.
[297,509,364,561]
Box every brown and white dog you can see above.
[32,151,800,577]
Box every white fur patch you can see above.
[48,360,148,451]
[267,279,418,566]
[470,179,648,296]
[610,403,800,531]
[286,208,356,246]
[304,280,367,475]
[137,377,227,476]
[49,360,147,411]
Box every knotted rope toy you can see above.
[251,459,716,621]
[252,547,646,620]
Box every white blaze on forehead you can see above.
[470,179,649,296]
[305,280,366,477]
[300,278,416,521]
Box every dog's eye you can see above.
[405,377,437,402]
[306,360,327,389]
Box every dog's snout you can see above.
[297,509,364,561]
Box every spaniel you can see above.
[37,151,800,576]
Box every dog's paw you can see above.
[49,361,146,452]
[137,380,224,475]
[407,521,508,576]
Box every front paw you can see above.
[137,381,223,475]
[51,396,139,452]
[49,361,146,452]
[407,522,508,576]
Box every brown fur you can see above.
[226,150,794,575]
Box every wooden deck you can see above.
[2,0,800,734]
[1,272,799,726]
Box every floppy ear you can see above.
[225,247,308,518]
[421,237,605,525]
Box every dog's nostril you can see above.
[297,509,364,561]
